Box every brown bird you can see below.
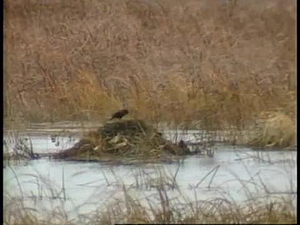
[109,109,129,120]
[178,140,190,154]
[178,140,187,149]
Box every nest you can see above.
[53,120,191,162]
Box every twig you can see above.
[196,165,220,188]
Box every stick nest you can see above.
[53,120,190,162]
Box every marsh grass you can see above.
[248,111,296,149]
[3,130,34,163]
[4,161,297,224]
[4,0,296,131]
[3,1,297,222]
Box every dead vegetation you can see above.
[3,3,297,223]
[4,0,296,133]
[53,119,190,163]
[4,165,297,224]
[248,111,296,149]
[4,193,296,224]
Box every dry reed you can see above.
[4,0,296,132]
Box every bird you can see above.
[109,109,129,120]
[178,140,187,149]
[178,140,190,154]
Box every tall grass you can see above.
[4,0,296,130]
[4,162,297,224]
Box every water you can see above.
[3,128,297,220]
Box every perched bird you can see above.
[178,140,190,154]
[178,140,187,149]
[109,109,129,120]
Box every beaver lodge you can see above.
[52,120,191,164]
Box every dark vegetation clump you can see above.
[53,120,190,163]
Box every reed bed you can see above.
[3,2,297,222]
[4,0,296,129]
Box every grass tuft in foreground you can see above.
[4,165,297,224]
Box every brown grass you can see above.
[4,0,296,130]
[4,165,297,224]
[248,111,296,148]
[5,197,296,224]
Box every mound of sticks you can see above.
[53,120,191,162]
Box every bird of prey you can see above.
[109,109,129,120]
[178,140,187,149]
